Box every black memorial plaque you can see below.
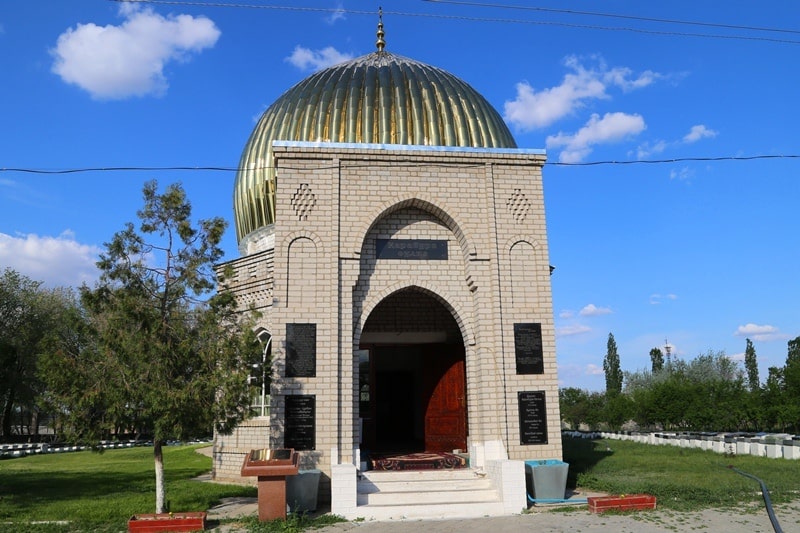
[286,323,316,377]
[375,239,448,260]
[284,395,315,451]
[518,391,548,445]
[514,323,544,375]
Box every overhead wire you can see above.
[424,0,800,37]
[2,154,799,175]
[108,0,800,45]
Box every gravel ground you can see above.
[206,497,800,532]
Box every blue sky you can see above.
[1,1,798,391]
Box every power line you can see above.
[425,0,800,37]
[3,154,798,175]
[547,154,800,167]
[0,166,239,175]
[108,0,800,45]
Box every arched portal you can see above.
[358,288,467,455]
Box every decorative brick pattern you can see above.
[290,183,316,221]
[506,188,531,224]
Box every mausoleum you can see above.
[213,18,562,519]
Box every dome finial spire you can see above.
[376,7,385,52]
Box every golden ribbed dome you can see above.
[233,49,517,243]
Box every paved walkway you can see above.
[205,495,800,532]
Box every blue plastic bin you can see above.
[525,459,569,501]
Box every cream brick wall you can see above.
[214,142,563,500]
[213,417,271,485]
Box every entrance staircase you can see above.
[355,468,506,520]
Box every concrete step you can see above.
[359,477,493,494]
[354,468,505,520]
[360,468,482,484]
[358,487,499,506]
[350,501,507,521]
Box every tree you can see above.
[683,350,742,383]
[762,366,791,431]
[558,387,605,430]
[0,268,76,437]
[744,338,759,392]
[787,336,800,394]
[603,333,623,396]
[783,336,800,432]
[649,347,664,373]
[559,387,590,429]
[603,393,633,431]
[618,350,748,431]
[40,181,259,514]
[788,336,800,365]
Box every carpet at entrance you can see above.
[370,452,467,471]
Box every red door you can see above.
[424,347,467,452]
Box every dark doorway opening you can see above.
[361,343,466,455]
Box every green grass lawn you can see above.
[3,438,800,532]
[0,444,256,532]
[564,436,800,511]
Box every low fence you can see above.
[0,439,211,460]
[564,430,800,460]
[0,440,145,459]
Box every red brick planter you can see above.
[588,494,656,513]
[128,511,206,532]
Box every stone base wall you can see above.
[213,418,271,484]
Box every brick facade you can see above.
[213,142,562,501]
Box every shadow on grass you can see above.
[562,436,613,489]
[0,446,256,526]
[0,469,154,515]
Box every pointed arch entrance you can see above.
[358,288,467,454]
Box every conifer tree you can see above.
[604,333,623,396]
[744,338,760,392]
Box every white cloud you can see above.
[546,112,646,163]
[556,324,592,337]
[634,125,716,160]
[603,66,661,92]
[729,351,746,363]
[51,5,220,100]
[635,139,667,159]
[326,4,346,24]
[0,232,101,288]
[683,124,718,143]
[559,310,575,319]
[669,166,694,181]
[285,46,353,72]
[585,364,604,376]
[504,56,660,131]
[557,362,606,388]
[579,304,612,317]
[734,323,790,342]
[650,293,678,305]
[250,103,272,124]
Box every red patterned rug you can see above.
[370,452,467,471]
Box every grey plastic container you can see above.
[286,469,321,512]
[525,459,569,501]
